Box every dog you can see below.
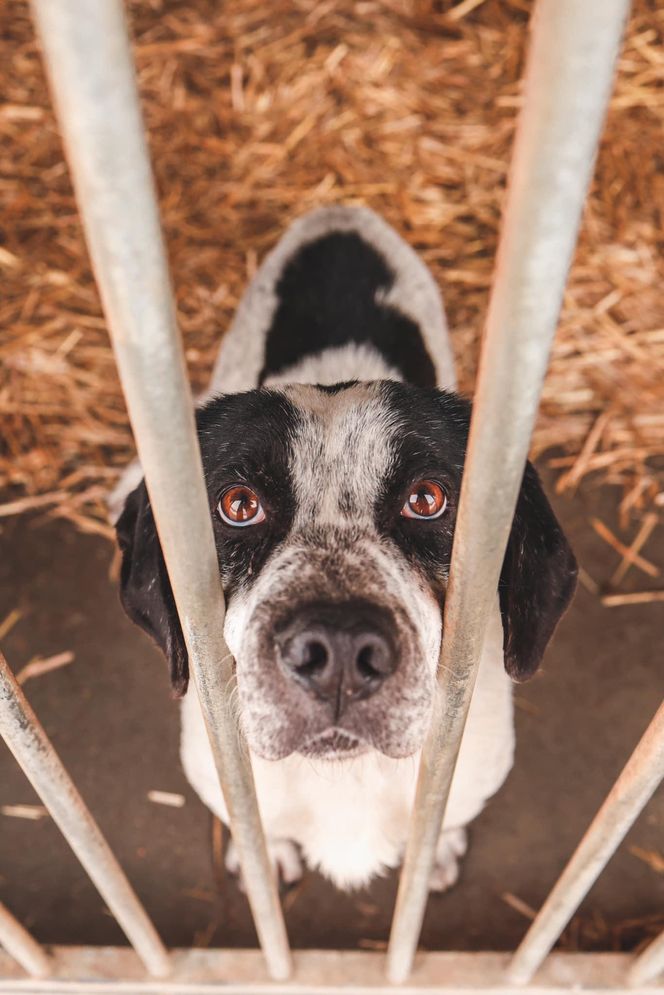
[113,206,577,891]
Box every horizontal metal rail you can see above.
[385,0,629,983]
[508,699,664,985]
[3,948,664,994]
[629,927,664,987]
[0,650,169,978]
[0,901,51,979]
[29,0,291,980]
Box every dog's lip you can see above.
[298,727,366,758]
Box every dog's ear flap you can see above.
[499,462,578,681]
[115,482,189,696]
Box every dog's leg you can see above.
[226,837,304,891]
[428,826,468,893]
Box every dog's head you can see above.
[116,381,577,761]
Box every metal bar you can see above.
[2,948,662,994]
[508,700,664,985]
[386,0,629,983]
[28,0,291,980]
[0,651,169,979]
[0,902,51,979]
[629,928,664,987]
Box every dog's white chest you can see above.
[252,752,419,887]
[179,611,514,891]
[179,689,418,887]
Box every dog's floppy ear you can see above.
[499,462,577,681]
[115,482,189,696]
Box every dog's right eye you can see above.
[218,485,266,527]
[401,479,447,520]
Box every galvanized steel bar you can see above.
[508,700,664,985]
[629,927,664,987]
[29,0,291,979]
[0,650,169,978]
[386,0,629,983]
[1,947,662,993]
[0,901,51,979]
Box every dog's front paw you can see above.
[226,837,304,891]
[429,827,468,893]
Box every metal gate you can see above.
[1,0,662,990]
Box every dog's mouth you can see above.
[298,728,366,759]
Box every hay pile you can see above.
[1,0,663,541]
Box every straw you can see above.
[1,0,662,536]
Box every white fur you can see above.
[264,342,402,389]
[285,381,401,529]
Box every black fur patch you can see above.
[116,389,300,695]
[376,382,469,585]
[499,462,578,680]
[196,390,300,593]
[259,233,437,387]
[375,381,577,678]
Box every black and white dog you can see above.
[113,207,577,891]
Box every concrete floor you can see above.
[0,474,662,954]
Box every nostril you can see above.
[294,639,329,679]
[355,635,393,682]
[356,643,381,680]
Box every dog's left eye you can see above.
[401,479,447,520]
[218,485,266,527]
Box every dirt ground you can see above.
[0,474,662,955]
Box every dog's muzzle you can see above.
[274,600,398,718]
[228,529,440,760]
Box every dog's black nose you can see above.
[276,601,397,710]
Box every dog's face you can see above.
[116,381,577,761]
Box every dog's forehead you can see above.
[281,382,402,526]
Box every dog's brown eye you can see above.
[218,485,265,527]
[401,480,447,520]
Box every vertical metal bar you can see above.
[629,928,664,987]
[386,0,629,983]
[0,901,51,979]
[508,700,664,985]
[0,650,170,978]
[28,0,291,979]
